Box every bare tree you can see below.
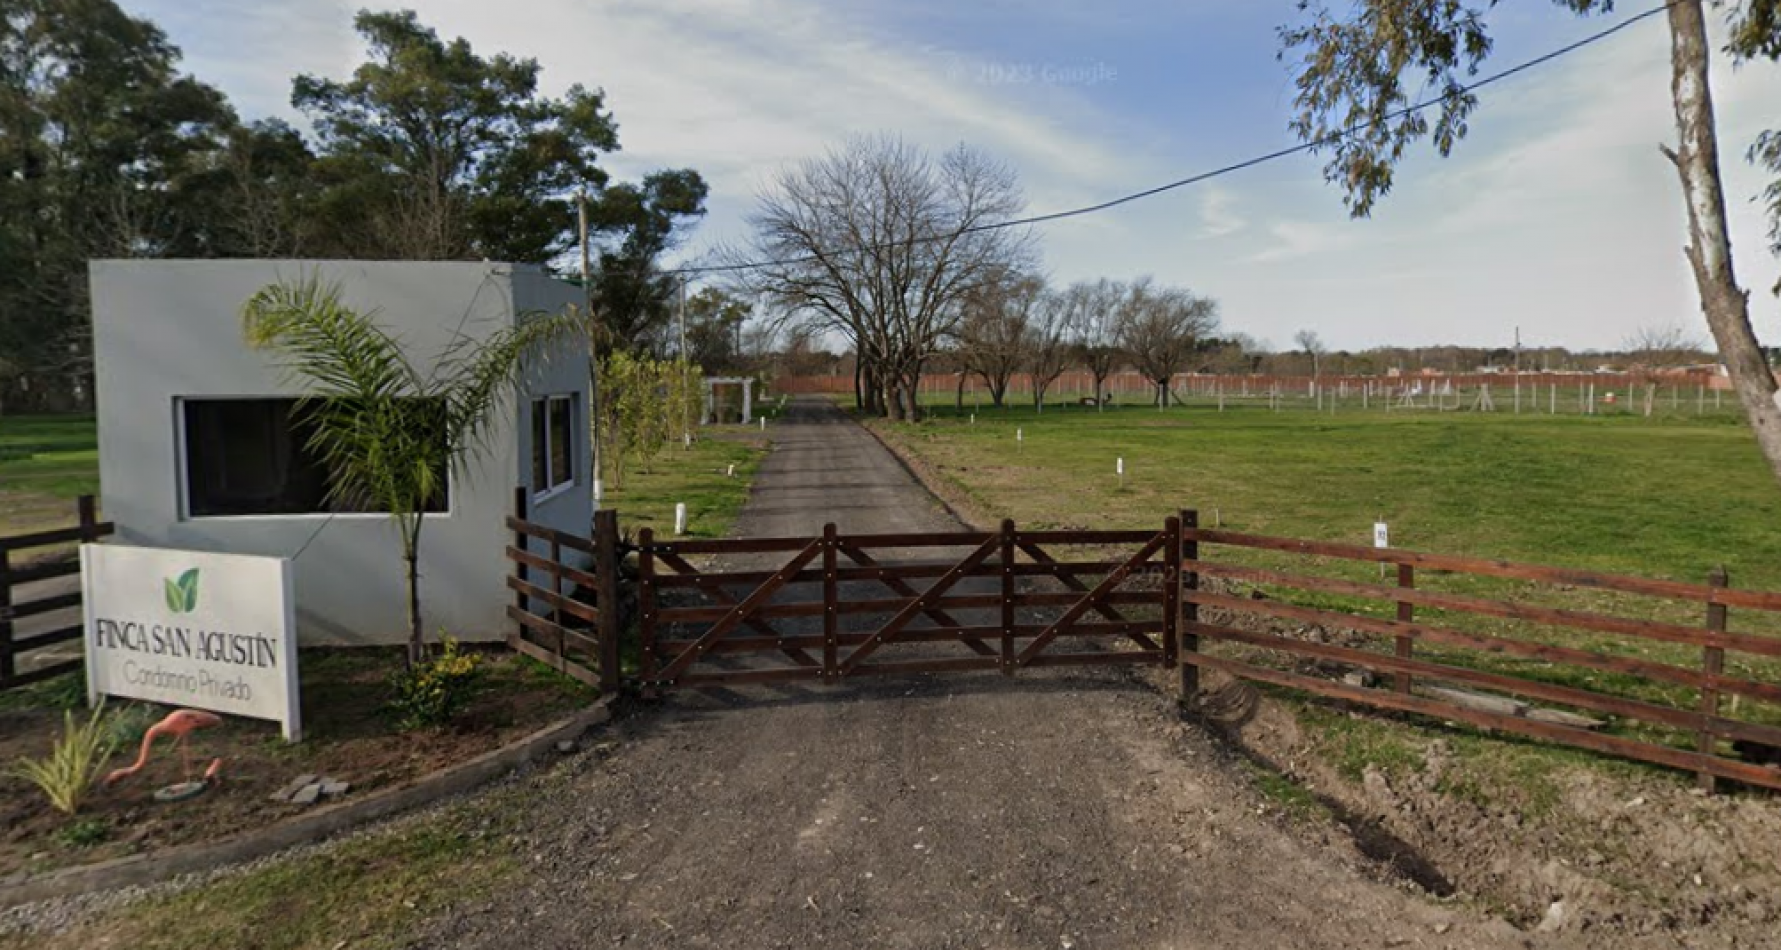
[1116,278,1220,407]
[734,134,1033,420]
[1026,288,1075,413]
[956,272,1040,408]
[1065,278,1126,410]
[1624,324,1706,369]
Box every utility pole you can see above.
[577,188,603,501]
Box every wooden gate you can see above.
[635,516,1185,689]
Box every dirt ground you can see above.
[411,399,1560,949]
[0,650,587,878]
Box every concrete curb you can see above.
[0,694,619,909]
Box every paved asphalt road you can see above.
[420,398,1546,950]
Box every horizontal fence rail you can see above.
[506,487,620,692]
[1,495,112,690]
[1178,517,1781,793]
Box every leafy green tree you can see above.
[0,0,235,409]
[242,277,575,665]
[587,169,709,352]
[682,286,753,370]
[291,9,619,262]
[1278,0,1781,480]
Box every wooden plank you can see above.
[504,545,600,591]
[503,515,597,554]
[506,632,601,688]
[824,523,839,677]
[1193,620,1781,748]
[674,666,826,687]
[1015,529,1159,545]
[3,658,80,689]
[830,531,995,548]
[638,528,659,689]
[1181,510,1199,697]
[1016,534,1164,665]
[656,538,825,682]
[847,656,1002,677]
[839,540,995,657]
[1700,568,1729,792]
[12,624,84,651]
[0,544,12,684]
[3,591,82,621]
[646,561,1146,588]
[1162,515,1181,669]
[0,522,118,551]
[594,509,623,693]
[1185,527,1781,613]
[839,535,1001,673]
[1000,520,1016,676]
[504,575,600,627]
[6,559,80,585]
[650,537,816,555]
[1186,652,1781,791]
[1395,564,1414,694]
[657,621,1169,656]
[1190,560,1781,660]
[505,606,602,658]
[1024,651,1166,668]
[1188,588,1781,686]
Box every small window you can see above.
[532,395,576,497]
[183,398,448,517]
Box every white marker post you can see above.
[1374,519,1390,580]
[593,479,603,502]
[759,417,766,432]
[674,502,688,536]
[1016,427,1023,452]
[1116,456,1125,490]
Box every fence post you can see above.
[1394,563,1415,694]
[593,509,621,693]
[1162,513,1182,669]
[0,539,12,686]
[511,487,529,632]
[77,495,98,543]
[637,527,658,693]
[1000,519,1016,676]
[1698,567,1729,793]
[823,523,839,678]
[1180,509,1200,700]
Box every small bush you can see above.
[11,705,117,814]
[57,817,110,848]
[386,637,482,730]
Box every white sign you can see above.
[1373,522,1390,549]
[82,544,301,740]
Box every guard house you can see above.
[90,260,592,645]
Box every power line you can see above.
[670,0,1680,278]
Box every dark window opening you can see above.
[531,394,576,496]
[183,398,448,517]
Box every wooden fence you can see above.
[1179,515,1781,792]
[634,519,1177,688]
[506,488,621,691]
[503,494,1781,791]
[0,495,112,690]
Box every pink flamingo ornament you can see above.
[104,708,225,789]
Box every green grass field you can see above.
[0,414,100,537]
[871,399,1781,793]
[600,429,766,539]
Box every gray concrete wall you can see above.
[90,259,591,645]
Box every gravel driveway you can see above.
[419,398,1541,949]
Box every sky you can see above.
[122,0,1781,353]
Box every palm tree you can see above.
[242,276,577,665]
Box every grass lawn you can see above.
[0,414,99,538]
[870,399,1781,792]
[600,426,767,540]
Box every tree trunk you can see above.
[1666,2,1781,481]
[404,514,425,667]
[1093,369,1110,411]
[955,372,965,410]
